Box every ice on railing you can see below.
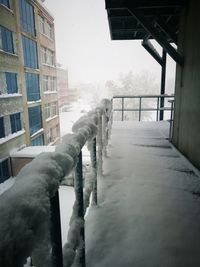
[0,99,112,267]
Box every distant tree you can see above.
[105,71,160,121]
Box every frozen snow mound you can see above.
[0,99,112,267]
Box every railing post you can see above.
[102,112,107,157]
[169,100,174,141]
[139,97,142,121]
[156,97,159,121]
[97,112,103,176]
[75,151,85,267]
[50,190,63,267]
[121,97,124,121]
[92,138,97,205]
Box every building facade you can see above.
[56,67,69,111]
[0,0,60,182]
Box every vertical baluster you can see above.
[92,138,97,205]
[122,97,124,121]
[97,112,103,176]
[139,97,142,121]
[156,97,159,121]
[75,151,85,267]
[50,190,63,267]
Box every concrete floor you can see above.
[86,122,200,267]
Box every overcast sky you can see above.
[44,0,176,86]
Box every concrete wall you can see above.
[173,0,200,169]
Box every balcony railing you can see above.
[112,94,174,122]
[0,99,112,267]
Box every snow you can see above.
[59,186,75,245]
[0,129,25,145]
[0,93,22,98]
[0,177,15,195]
[10,145,56,158]
[46,115,59,122]
[30,128,44,138]
[0,99,111,267]
[85,121,200,267]
[27,99,42,104]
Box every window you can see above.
[19,0,35,36]
[6,72,18,93]
[39,16,54,39]
[0,0,11,9]
[25,73,40,101]
[46,21,54,39]
[0,26,14,53]
[28,106,42,135]
[45,102,58,119]
[44,103,51,119]
[41,47,55,66]
[0,72,18,94]
[31,134,44,146]
[10,113,22,133]
[0,159,10,183]
[39,16,45,34]
[43,75,56,92]
[22,35,38,69]
[51,102,58,117]
[0,117,5,138]
[47,128,53,143]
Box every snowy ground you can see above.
[86,121,200,267]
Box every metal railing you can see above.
[0,99,112,267]
[112,94,174,122]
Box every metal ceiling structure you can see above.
[105,0,188,66]
[105,0,188,120]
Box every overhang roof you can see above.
[105,0,187,42]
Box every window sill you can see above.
[0,49,18,57]
[0,129,25,145]
[27,99,41,105]
[0,4,14,14]
[30,128,44,138]
[46,115,59,122]
[44,91,57,94]
[40,32,54,42]
[42,63,56,68]
[0,93,22,99]
[48,137,60,146]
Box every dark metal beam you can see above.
[128,7,184,66]
[154,18,178,44]
[142,38,164,66]
[160,49,167,120]
[106,0,187,9]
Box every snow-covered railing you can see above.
[0,99,112,267]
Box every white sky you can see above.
[44,0,176,86]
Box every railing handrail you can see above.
[113,94,174,99]
[0,99,112,267]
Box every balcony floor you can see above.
[86,121,200,267]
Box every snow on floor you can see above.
[59,186,75,246]
[86,121,200,267]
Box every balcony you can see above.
[0,98,200,267]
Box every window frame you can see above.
[10,112,22,134]
[25,72,40,101]
[0,26,14,54]
[28,106,42,135]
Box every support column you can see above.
[159,49,166,121]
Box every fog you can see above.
[44,0,176,87]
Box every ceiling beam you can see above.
[154,18,178,44]
[142,38,164,66]
[106,0,187,9]
[128,7,183,66]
